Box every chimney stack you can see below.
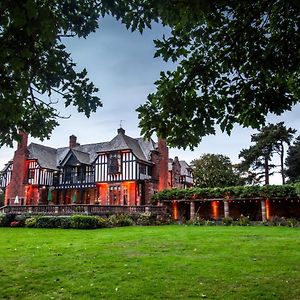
[17,131,28,150]
[6,131,29,205]
[157,138,169,191]
[69,135,79,148]
[117,127,125,135]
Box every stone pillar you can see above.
[190,201,195,220]
[224,200,229,218]
[261,199,266,222]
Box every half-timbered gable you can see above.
[27,160,54,186]
[94,128,155,183]
[27,143,58,186]
[179,160,194,188]
[94,151,137,182]
[58,149,95,189]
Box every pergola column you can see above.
[190,201,195,220]
[261,199,267,222]
[224,200,229,218]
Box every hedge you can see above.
[0,213,170,229]
[151,183,300,202]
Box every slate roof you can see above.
[179,160,192,176]
[28,143,58,170]
[0,160,13,173]
[26,129,156,170]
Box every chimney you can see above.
[17,131,28,150]
[6,131,29,205]
[157,138,169,191]
[69,135,78,148]
[117,127,125,135]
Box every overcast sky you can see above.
[1,16,300,184]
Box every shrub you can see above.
[10,221,20,227]
[97,217,107,228]
[237,215,251,226]
[286,218,299,228]
[57,217,72,229]
[222,217,234,226]
[186,216,206,226]
[0,213,6,226]
[117,214,134,227]
[136,212,157,226]
[35,216,57,228]
[25,217,37,228]
[70,215,98,229]
[0,213,16,227]
[268,216,287,226]
[205,220,217,226]
[14,214,28,227]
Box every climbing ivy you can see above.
[152,183,300,202]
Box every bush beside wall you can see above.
[0,213,299,229]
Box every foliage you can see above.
[268,216,288,227]
[152,184,300,202]
[222,217,234,226]
[136,212,158,226]
[33,216,72,228]
[14,214,28,227]
[0,0,106,146]
[286,218,299,228]
[186,216,206,226]
[0,213,6,226]
[2,1,299,149]
[106,214,134,227]
[137,1,300,149]
[286,136,300,183]
[0,213,16,227]
[236,215,251,226]
[238,123,296,185]
[25,217,37,228]
[191,154,245,188]
[97,216,107,228]
[70,215,98,229]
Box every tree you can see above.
[0,0,104,146]
[191,154,244,188]
[286,136,300,183]
[137,0,300,149]
[0,0,176,146]
[238,123,296,185]
[1,1,299,148]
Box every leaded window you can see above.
[108,153,121,174]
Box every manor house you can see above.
[0,129,193,207]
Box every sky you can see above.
[1,16,300,184]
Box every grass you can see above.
[0,226,299,300]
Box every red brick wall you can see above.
[157,139,169,191]
[5,132,29,205]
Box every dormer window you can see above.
[108,153,121,174]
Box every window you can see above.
[108,153,121,174]
[139,164,146,175]
[28,169,35,180]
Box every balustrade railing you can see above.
[0,204,166,216]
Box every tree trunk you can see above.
[280,142,285,184]
[264,154,269,185]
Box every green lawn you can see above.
[0,226,299,300]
